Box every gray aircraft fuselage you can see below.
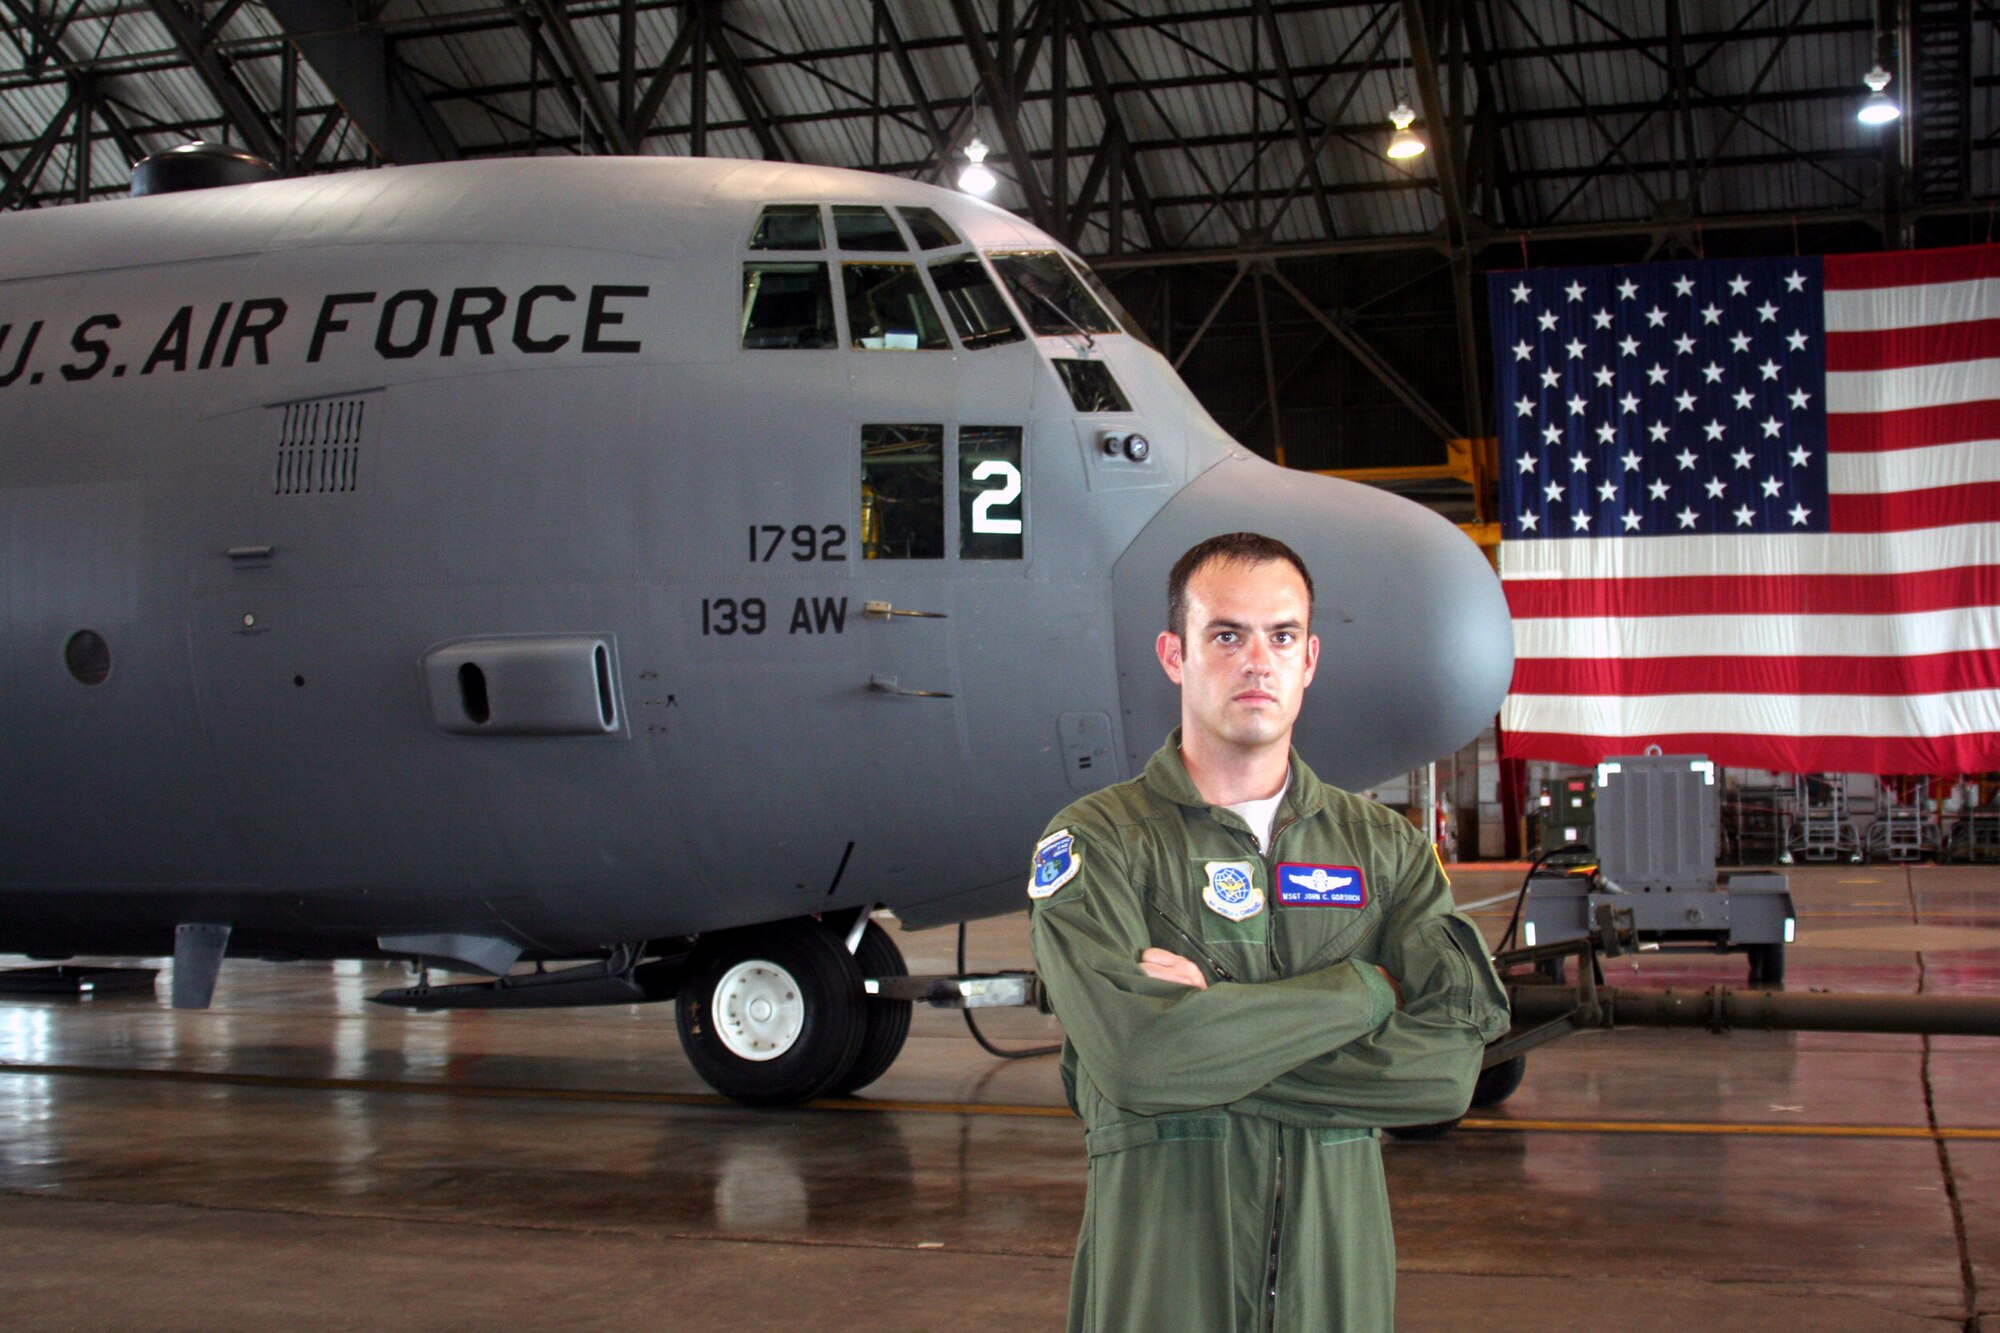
[0,157,1512,966]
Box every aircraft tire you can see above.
[830,921,913,1096]
[676,919,867,1107]
[1470,1055,1526,1109]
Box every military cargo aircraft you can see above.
[0,148,1513,1104]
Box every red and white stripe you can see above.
[1502,243,2000,773]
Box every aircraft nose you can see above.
[1109,453,1514,789]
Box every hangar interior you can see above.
[4,2,2000,1330]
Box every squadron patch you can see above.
[1275,863,1368,908]
[1201,860,1264,922]
[1028,829,1082,900]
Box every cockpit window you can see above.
[742,262,835,349]
[896,206,961,250]
[750,205,823,251]
[833,206,908,252]
[989,251,1119,338]
[842,263,950,350]
[862,424,944,559]
[1053,359,1132,413]
[1074,263,1157,352]
[928,254,1025,350]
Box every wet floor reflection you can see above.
[0,864,1992,1322]
[1389,1128,1964,1293]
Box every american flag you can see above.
[1490,243,2000,774]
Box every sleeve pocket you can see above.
[1404,913,1511,1041]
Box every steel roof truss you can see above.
[872,0,952,176]
[629,8,695,146]
[0,86,73,208]
[708,16,791,161]
[264,0,459,164]
[1265,264,1460,442]
[1253,0,1337,239]
[1686,0,1814,209]
[519,0,632,154]
[949,0,1055,231]
[1068,0,1162,249]
[1497,0,1657,224]
[143,0,283,162]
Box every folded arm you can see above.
[1029,820,1396,1116]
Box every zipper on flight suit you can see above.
[1260,814,1298,977]
[1258,811,1298,1331]
[1263,1133,1285,1331]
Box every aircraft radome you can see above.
[0,145,1513,1105]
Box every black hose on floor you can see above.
[1496,848,1563,954]
[958,922,1060,1060]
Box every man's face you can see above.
[1155,557,1319,754]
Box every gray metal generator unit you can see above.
[1522,754,1795,985]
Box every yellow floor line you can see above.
[1459,1115,2000,1141]
[3,1061,1996,1137]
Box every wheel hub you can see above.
[712,960,805,1062]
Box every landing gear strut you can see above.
[834,921,913,1096]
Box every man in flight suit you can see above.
[1027,532,1510,1333]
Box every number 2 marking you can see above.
[970,460,1023,535]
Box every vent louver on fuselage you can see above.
[274,397,365,495]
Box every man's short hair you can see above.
[1166,532,1315,639]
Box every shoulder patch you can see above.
[1028,829,1082,900]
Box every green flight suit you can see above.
[1027,734,1511,1333]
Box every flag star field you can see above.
[1492,257,1828,541]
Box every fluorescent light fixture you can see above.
[1858,65,1900,125]
[1385,101,1425,160]
[1523,921,1538,947]
[958,137,997,195]
[1784,918,1796,944]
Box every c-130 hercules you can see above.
[0,147,1514,1105]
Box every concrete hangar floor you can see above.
[0,864,1994,1332]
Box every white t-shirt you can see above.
[1224,772,1290,854]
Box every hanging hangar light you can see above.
[1385,101,1426,160]
[958,138,997,195]
[1857,65,1900,126]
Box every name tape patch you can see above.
[1275,863,1368,908]
[1028,829,1081,899]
